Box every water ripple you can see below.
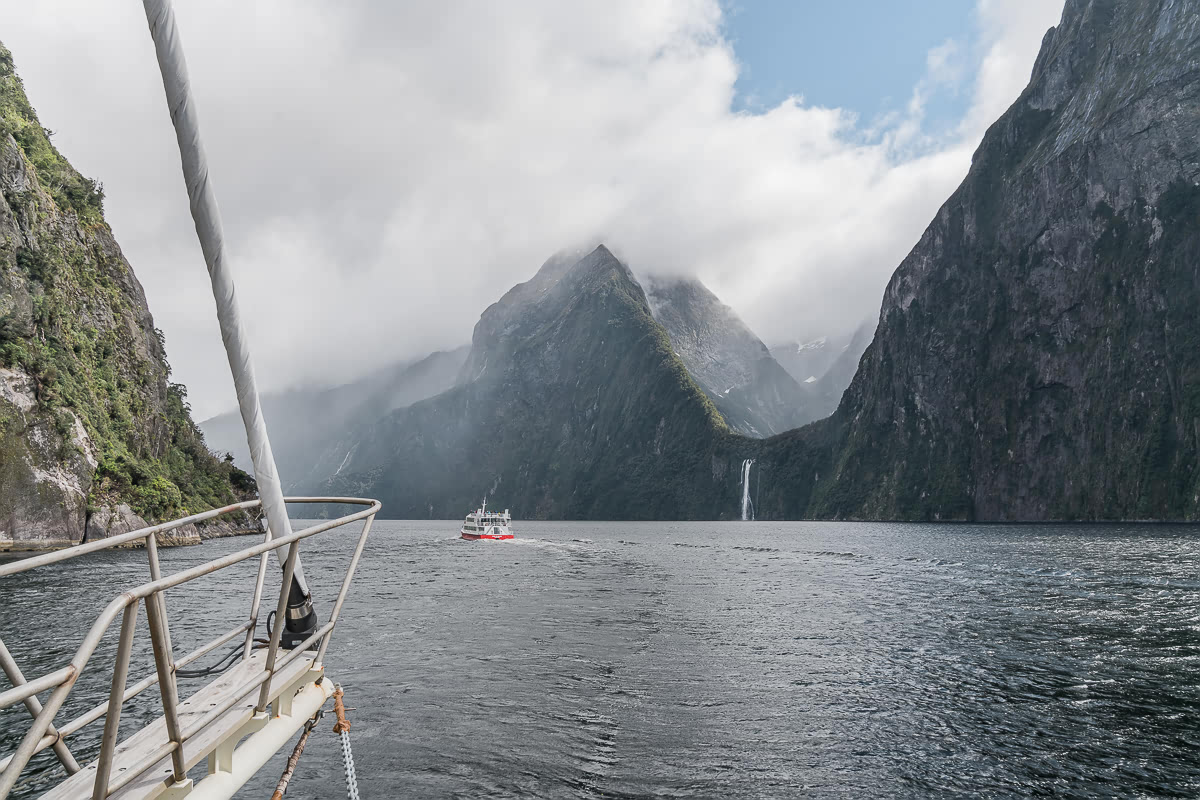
[2,521,1198,798]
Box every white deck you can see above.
[44,651,320,800]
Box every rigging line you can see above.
[270,710,324,800]
[140,0,313,602]
[141,0,322,651]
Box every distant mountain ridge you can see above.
[771,335,843,385]
[802,320,875,421]
[644,275,811,436]
[200,346,468,485]
[766,323,874,423]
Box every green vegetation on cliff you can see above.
[0,47,103,223]
[0,42,250,528]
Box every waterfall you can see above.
[740,458,755,521]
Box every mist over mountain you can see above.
[803,320,877,422]
[770,335,846,386]
[200,346,468,485]
[304,246,749,519]
[210,258,818,510]
[767,320,876,422]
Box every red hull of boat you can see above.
[461,531,514,541]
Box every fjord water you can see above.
[2,522,1198,798]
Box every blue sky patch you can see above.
[723,0,976,133]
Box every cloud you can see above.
[926,39,968,90]
[956,0,1066,139]
[0,0,1064,418]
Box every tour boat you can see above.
[461,500,515,540]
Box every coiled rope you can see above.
[333,685,360,800]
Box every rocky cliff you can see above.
[0,43,253,548]
[786,0,1200,520]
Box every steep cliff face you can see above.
[0,43,252,548]
[644,276,810,437]
[805,0,1200,520]
[311,246,752,519]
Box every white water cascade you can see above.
[740,458,755,521]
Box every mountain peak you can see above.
[314,247,735,519]
[568,243,632,282]
[461,245,642,386]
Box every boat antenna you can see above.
[142,0,317,648]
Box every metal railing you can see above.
[0,496,380,799]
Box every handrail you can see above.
[0,641,79,775]
[54,621,252,741]
[0,501,261,578]
[0,496,378,578]
[0,668,75,712]
[0,496,380,799]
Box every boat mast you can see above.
[141,0,317,645]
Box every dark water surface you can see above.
[2,521,1199,798]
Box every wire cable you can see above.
[174,634,270,679]
[175,643,243,679]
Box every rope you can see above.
[331,686,351,734]
[332,685,359,800]
[269,710,322,800]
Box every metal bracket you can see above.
[159,777,193,799]
[206,712,269,776]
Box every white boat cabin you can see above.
[461,500,513,538]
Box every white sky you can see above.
[0,0,1064,418]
